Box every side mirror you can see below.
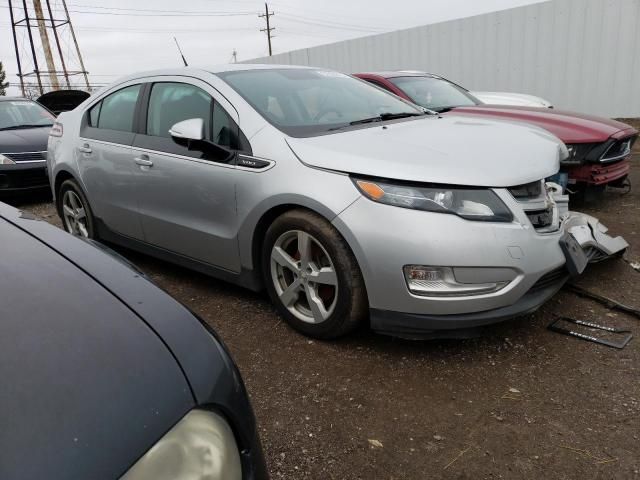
[169,118,204,141]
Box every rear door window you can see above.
[82,84,142,144]
[96,85,141,132]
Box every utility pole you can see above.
[259,3,274,56]
[32,0,59,90]
[45,0,71,88]
[232,49,237,63]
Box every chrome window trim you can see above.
[78,137,274,172]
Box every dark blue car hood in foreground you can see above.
[0,126,50,153]
[0,203,265,479]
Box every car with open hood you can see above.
[354,71,638,195]
[0,97,55,195]
[0,200,267,480]
[47,65,627,339]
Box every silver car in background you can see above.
[47,65,626,339]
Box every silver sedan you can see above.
[47,65,626,339]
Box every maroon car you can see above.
[355,72,637,195]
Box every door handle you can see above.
[78,144,92,154]
[134,155,153,167]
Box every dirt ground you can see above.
[10,153,640,480]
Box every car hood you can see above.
[0,215,194,479]
[471,91,553,108]
[0,126,50,153]
[449,105,638,144]
[0,202,263,480]
[287,115,565,187]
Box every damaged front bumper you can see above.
[369,210,628,339]
[563,212,628,262]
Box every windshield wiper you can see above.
[0,124,52,131]
[327,111,426,132]
[349,111,425,126]
[432,106,459,113]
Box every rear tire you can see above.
[57,179,96,239]
[262,209,368,339]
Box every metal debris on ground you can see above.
[548,316,632,349]
[566,284,640,319]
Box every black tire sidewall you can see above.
[262,210,366,339]
[58,179,96,239]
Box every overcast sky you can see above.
[0,0,545,95]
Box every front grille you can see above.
[562,143,598,165]
[508,180,542,199]
[529,267,569,293]
[2,151,47,163]
[525,207,553,229]
[0,168,48,190]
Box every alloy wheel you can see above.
[62,190,89,238]
[270,230,339,324]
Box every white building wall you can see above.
[247,0,640,117]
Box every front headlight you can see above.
[0,154,16,165]
[121,410,242,480]
[353,178,513,222]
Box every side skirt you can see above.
[94,218,263,292]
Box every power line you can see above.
[0,4,258,16]
[278,13,385,33]
[64,2,257,15]
[258,2,274,56]
[0,23,258,33]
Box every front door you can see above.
[132,80,242,272]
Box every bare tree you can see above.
[0,61,9,96]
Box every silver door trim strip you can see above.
[79,137,275,172]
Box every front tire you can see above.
[262,209,368,339]
[57,179,96,239]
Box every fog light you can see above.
[403,266,509,297]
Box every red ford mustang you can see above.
[354,72,637,195]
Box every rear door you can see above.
[78,83,144,239]
[132,78,244,272]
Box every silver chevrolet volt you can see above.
[47,65,627,339]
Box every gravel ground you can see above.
[10,154,640,480]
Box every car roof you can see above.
[359,71,440,79]
[109,63,321,86]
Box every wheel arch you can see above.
[242,195,360,289]
[248,203,326,287]
[53,169,76,215]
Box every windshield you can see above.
[389,76,480,112]
[218,69,423,137]
[0,100,55,130]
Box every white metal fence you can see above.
[247,0,640,118]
